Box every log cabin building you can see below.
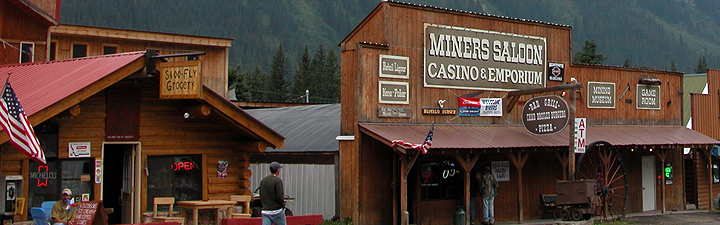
[689,69,720,210]
[339,1,719,224]
[0,1,284,224]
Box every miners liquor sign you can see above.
[424,23,547,91]
[379,54,409,79]
[159,61,202,99]
[522,95,569,135]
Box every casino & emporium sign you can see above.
[424,23,547,91]
[522,95,569,135]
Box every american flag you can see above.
[0,80,45,165]
[392,125,434,154]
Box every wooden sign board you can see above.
[159,61,202,99]
[68,200,108,225]
[521,95,569,135]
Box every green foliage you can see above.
[321,217,353,225]
[574,40,606,64]
[268,45,290,101]
[670,60,677,72]
[695,56,708,73]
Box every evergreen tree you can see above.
[309,45,327,102]
[268,44,289,101]
[574,40,606,64]
[623,58,630,67]
[670,60,677,72]
[244,66,266,101]
[291,46,312,102]
[695,56,708,73]
[324,49,341,102]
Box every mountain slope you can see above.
[59,0,720,73]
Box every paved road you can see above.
[626,211,720,224]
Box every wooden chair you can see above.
[152,197,185,225]
[229,195,252,218]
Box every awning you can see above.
[359,123,720,150]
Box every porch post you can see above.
[452,153,480,225]
[508,152,529,224]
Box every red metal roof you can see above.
[359,123,719,149]
[0,51,145,116]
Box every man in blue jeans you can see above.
[479,164,498,225]
[260,162,286,225]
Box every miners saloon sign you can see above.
[522,95,569,135]
[424,23,547,91]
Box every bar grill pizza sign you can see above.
[522,95,569,135]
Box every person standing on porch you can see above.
[260,162,286,225]
[479,164,498,225]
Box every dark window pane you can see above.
[420,159,462,201]
[49,42,56,61]
[20,43,33,63]
[103,46,117,55]
[147,155,202,207]
[72,44,87,58]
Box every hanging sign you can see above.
[379,54,409,79]
[159,60,202,99]
[636,84,660,110]
[522,95,569,135]
[574,118,587,153]
[492,161,510,182]
[69,142,91,158]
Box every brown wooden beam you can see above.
[508,152,529,224]
[183,104,213,117]
[507,83,584,97]
[237,141,268,152]
[452,153,480,225]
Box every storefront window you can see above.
[28,159,93,209]
[420,159,462,201]
[147,155,202,207]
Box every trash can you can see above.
[454,206,466,225]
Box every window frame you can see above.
[20,42,34,63]
[71,42,89,58]
[102,44,118,55]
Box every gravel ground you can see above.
[625,211,720,224]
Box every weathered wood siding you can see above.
[50,26,231,97]
[0,0,49,64]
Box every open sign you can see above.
[172,161,196,171]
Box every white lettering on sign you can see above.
[575,118,586,153]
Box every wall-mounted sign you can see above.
[159,60,202,99]
[574,118,586,153]
[422,108,457,115]
[492,161,510,182]
[424,23,547,91]
[379,81,409,104]
[636,84,660,110]
[548,63,564,82]
[378,106,411,118]
[522,95,569,135]
[69,142,91,158]
[95,159,102,184]
[379,54,409,79]
[587,82,616,108]
[458,97,503,117]
[217,161,228,179]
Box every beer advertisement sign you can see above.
[424,23,547,91]
[522,95,569,135]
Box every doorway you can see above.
[103,144,137,224]
[641,156,656,211]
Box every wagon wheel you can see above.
[575,141,629,222]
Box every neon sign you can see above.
[172,161,196,171]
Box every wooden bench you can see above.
[221,215,323,225]
[541,194,558,219]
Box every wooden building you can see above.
[50,24,233,98]
[339,1,719,224]
[0,51,284,224]
[689,69,720,210]
[0,0,58,65]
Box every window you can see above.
[103,46,117,55]
[28,159,93,208]
[49,42,56,61]
[420,159,462,201]
[147,155,202,207]
[713,159,719,184]
[72,44,87,58]
[20,42,34,63]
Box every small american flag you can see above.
[392,125,434,154]
[0,80,45,165]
